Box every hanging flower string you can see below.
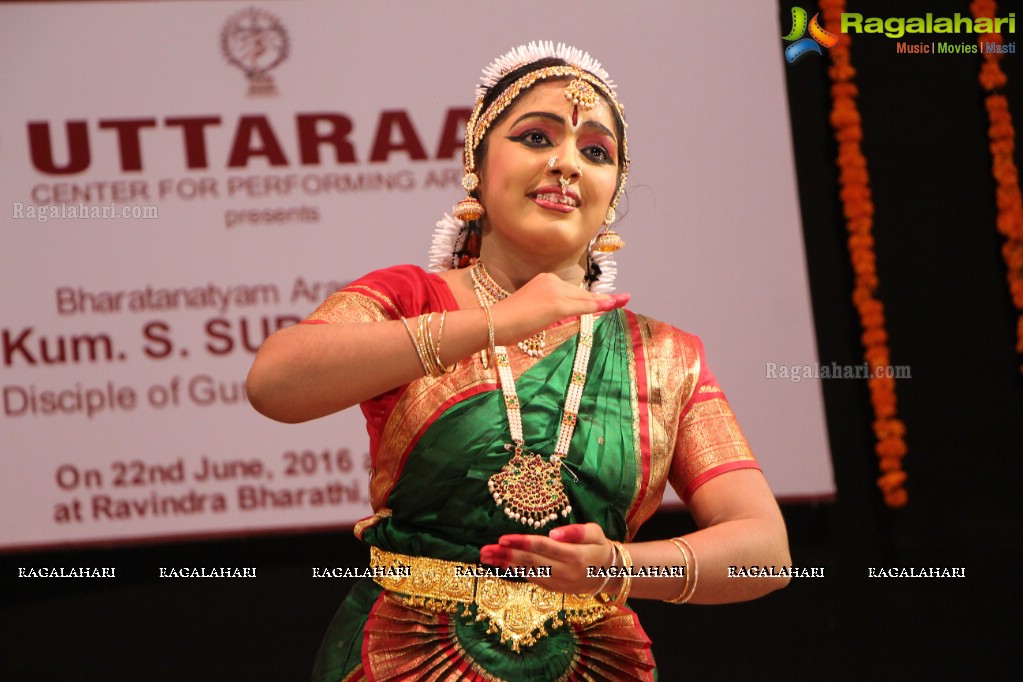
[972,0,1023,371]
[820,0,908,507]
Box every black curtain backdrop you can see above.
[3,2,1022,679]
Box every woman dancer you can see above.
[247,41,791,681]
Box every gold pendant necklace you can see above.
[484,312,594,528]
[487,446,571,528]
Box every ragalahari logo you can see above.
[783,7,840,63]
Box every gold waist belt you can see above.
[370,546,610,652]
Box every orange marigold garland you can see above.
[972,0,1023,370]
[820,0,908,507]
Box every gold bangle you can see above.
[434,310,455,374]
[594,540,620,604]
[615,542,634,606]
[480,305,495,369]
[417,312,453,377]
[587,540,618,598]
[668,536,699,604]
[602,540,632,607]
[416,313,439,377]
[424,313,444,377]
[400,316,429,376]
[664,537,691,604]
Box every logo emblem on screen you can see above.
[221,7,290,96]
[782,7,839,64]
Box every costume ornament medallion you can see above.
[369,547,611,653]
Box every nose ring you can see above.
[547,155,557,170]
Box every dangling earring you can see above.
[594,206,624,252]
[453,171,484,221]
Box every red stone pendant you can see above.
[487,446,572,528]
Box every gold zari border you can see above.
[305,291,389,324]
[625,315,700,535]
[370,547,609,653]
[675,396,755,485]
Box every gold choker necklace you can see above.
[470,261,546,357]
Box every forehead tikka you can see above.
[564,78,599,126]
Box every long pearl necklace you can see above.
[469,261,594,528]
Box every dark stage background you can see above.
[3,3,1022,679]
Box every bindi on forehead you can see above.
[505,81,616,134]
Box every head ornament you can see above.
[433,41,628,292]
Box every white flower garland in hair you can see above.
[427,213,617,293]
[476,40,616,99]
[427,213,466,273]
[588,242,618,294]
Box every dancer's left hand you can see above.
[479,523,615,595]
